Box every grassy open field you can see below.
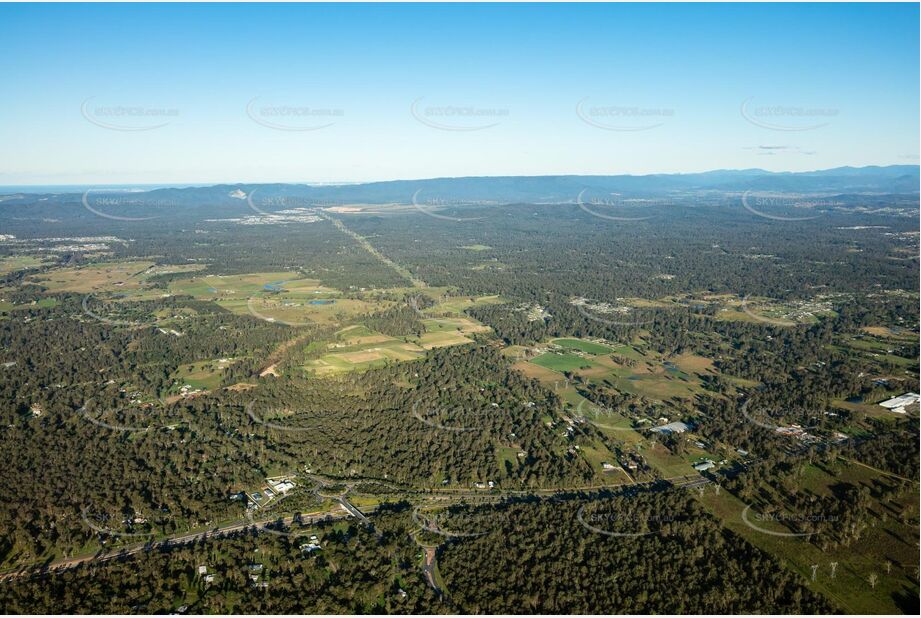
[421,316,490,334]
[512,358,565,383]
[414,331,472,349]
[833,330,918,370]
[697,461,919,614]
[495,444,521,471]
[168,273,447,327]
[169,272,339,300]
[29,260,157,293]
[226,296,380,326]
[0,255,52,275]
[641,443,697,476]
[551,338,614,354]
[531,352,600,373]
[170,358,235,391]
[305,308,491,374]
[522,340,713,403]
[577,439,621,474]
[26,260,206,302]
[425,294,507,315]
[308,341,424,375]
[510,336,730,478]
[334,324,392,345]
[0,297,59,317]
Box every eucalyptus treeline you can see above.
[0,494,835,614]
[437,491,835,613]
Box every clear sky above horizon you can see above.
[0,2,918,185]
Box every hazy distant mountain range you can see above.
[107,165,921,202]
[1,166,917,215]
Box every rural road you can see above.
[421,547,442,596]
[1,472,707,583]
[0,506,350,582]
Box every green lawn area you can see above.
[309,352,390,374]
[531,352,599,373]
[426,295,507,315]
[335,324,376,340]
[0,255,51,275]
[0,297,59,314]
[552,338,614,355]
[518,339,711,404]
[578,440,619,475]
[591,420,647,447]
[416,331,474,349]
[837,335,918,368]
[305,310,492,375]
[169,271,310,299]
[641,443,695,477]
[171,359,231,390]
[607,344,646,361]
[495,445,521,472]
[421,317,470,333]
[608,373,700,400]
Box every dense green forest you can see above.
[0,494,834,614]
[0,192,917,613]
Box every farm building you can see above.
[878,392,919,414]
[268,479,296,493]
[650,421,690,434]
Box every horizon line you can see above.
[2,163,918,192]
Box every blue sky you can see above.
[0,2,918,185]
